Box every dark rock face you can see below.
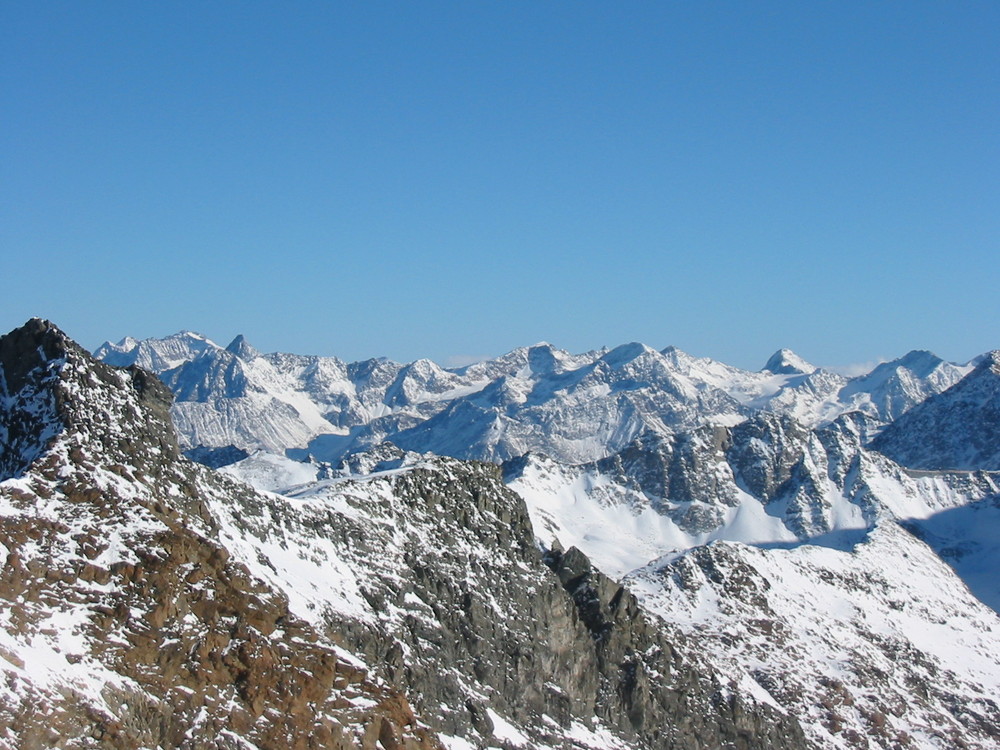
[0,319,64,480]
[584,414,853,538]
[727,415,811,504]
[544,545,807,749]
[221,453,809,749]
[183,444,251,468]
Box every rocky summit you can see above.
[2,320,1000,749]
[0,320,437,749]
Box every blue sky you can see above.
[3,2,997,370]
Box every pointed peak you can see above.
[877,349,945,378]
[762,348,816,375]
[225,334,259,360]
[2,319,76,375]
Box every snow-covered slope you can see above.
[871,351,1000,470]
[761,348,817,375]
[95,330,218,371]
[5,320,813,749]
[626,524,1000,749]
[506,412,998,579]
[1,320,435,749]
[97,332,505,457]
[390,343,747,463]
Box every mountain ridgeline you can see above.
[95,331,974,467]
[1,320,998,749]
[2,320,817,749]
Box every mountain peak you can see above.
[601,341,655,368]
[1,318,73,392]
[527,342,560,374]
[762,349,815,375]
[891,349,945,376]
[870,348,1000,470]
[225,334,259,360]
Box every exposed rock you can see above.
[0,320,439,750]
[544,545,807,749]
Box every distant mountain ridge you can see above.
[871,351,1000,470]
[95,332,975,465]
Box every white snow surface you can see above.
[219,450,322,493]
[506,440,995,580]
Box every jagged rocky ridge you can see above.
[111,329,1000,749]
[505,410,1000,574]
[216,444,807,749]
[2,320,813,749]
[870,351,1000,470]
[0,320,438,749]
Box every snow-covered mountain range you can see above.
[95,332,972,463]
[2,320,998,749]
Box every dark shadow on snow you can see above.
[753,527,871,553]
[901,495,1000,615]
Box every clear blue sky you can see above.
[3,2,997,370]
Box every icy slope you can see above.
[505,412,998,579]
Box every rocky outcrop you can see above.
[626,529,1000,750]
[545,545,807,749]
[0,320,438,750]
[215,448,811,748]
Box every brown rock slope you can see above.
[0,319,438,750]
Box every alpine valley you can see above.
[2,320,999,750]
